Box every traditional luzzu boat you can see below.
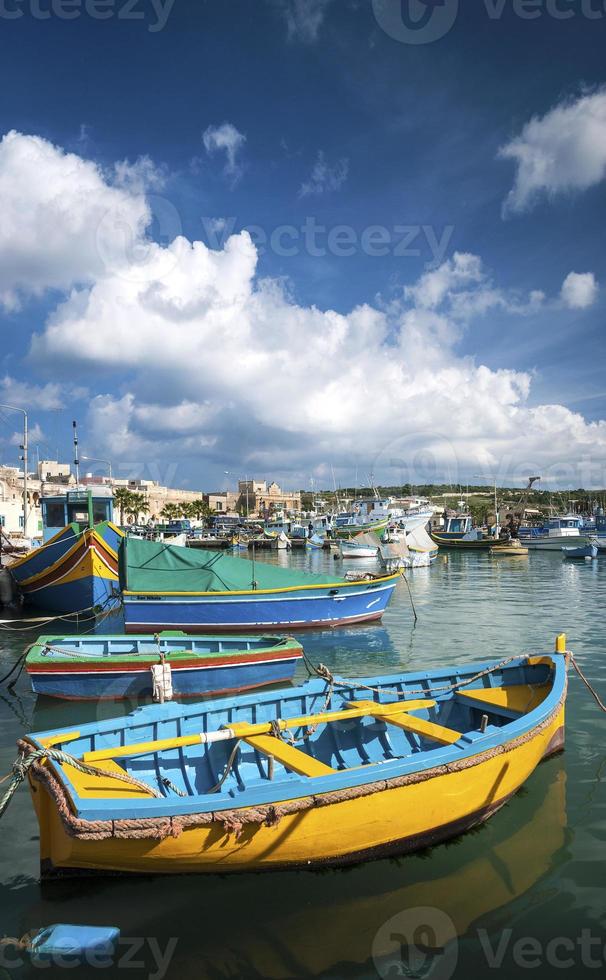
[20,635,568,876]
[9,489,123,614]
[119,538,399,633]
[430,514,494,551]
[25,632,303,701]
[333,514,389,540]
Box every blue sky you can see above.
[0,0,605,491]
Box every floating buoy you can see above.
[0,924,120,968]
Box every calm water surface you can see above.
[0,549,605,979]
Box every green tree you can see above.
[161,503,183,522]
[126,492,147,524]
[114,487,134,525]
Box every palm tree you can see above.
[187,499,214,523]
[126,492,147,525]
[114,487,134,525]
[161,503,182,523]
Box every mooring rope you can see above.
[0,747,163,819]
[569,655,606,713]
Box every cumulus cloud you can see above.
[271,0,334,42]
[1,131,604,488]
[0,130,150,310]
[560,272,599,310]
[299,150,349,197]
[202,123,247,186]
[499,88,606,216]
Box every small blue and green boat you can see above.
[25,632,303,701]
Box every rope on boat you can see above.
[207,738,243,794]
[0,747,164,820]
[302,650,534,703]
[0,599,118,631]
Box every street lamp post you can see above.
[0,404,28,535]
[81,456,113,481]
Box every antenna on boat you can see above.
[72,420,80,486]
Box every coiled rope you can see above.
[0,747,163,819]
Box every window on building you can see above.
[0,516,5,527]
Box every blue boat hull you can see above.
[123,578,398,633]
[28,657,300,700]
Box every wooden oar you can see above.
[81,698,436,764]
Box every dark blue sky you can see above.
[0,0,604,489]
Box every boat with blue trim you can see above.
[521,514,590,551]
[120,538,399,633]
[9,488,123,613]
[25,631,303,701]
[21,633,568,875]
[430,514,494,550]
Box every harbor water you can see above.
[0,548,605,979]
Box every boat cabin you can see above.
[41,488,114,543]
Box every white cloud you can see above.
[1,132,603,489]
[299,150,349,197]
[0,130,150,310]
[403,252,545,321]
[561,272,599,310]
[271,0,333,42]
[0,376,67,411]
[202,123,247,186]
[499,88,606,216]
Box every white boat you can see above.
[525,515,590,551]
[338,532,381,559]
[380,524,438,570]
[271,530,291,550]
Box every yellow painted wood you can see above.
[38,732,81,748]
[82,699,437,763]
[31,701,565,874]
[555,633,567,654]
[59,759,155,800]
[352,700,462,745]
[457,684,549,714]
[243,735,336,777]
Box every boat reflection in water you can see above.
[30,764,566,979]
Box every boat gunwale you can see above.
[121,572,401,599]
[26,653,567,822]
[25,634,302,668]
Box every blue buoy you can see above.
[28,924,120,967]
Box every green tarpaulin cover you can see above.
[119,538,345,594]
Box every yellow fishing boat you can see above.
[20,635,569,876]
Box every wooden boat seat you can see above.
[243,735,336,777]
[456,683,549,719]
[349,700,462,746]
[60,759,157,800]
